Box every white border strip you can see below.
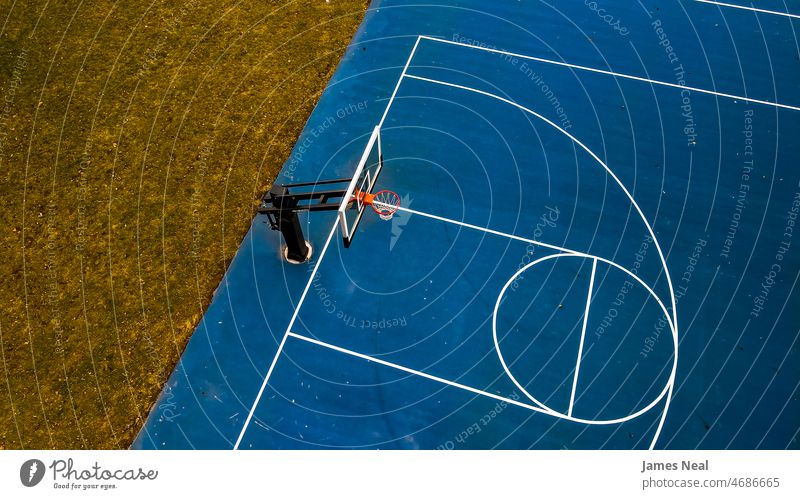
[693,0,800,19]
[417,35,800,112]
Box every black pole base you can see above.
[283,241,313,264]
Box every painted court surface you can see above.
[133,1,800,449]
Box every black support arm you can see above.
[257,179,352,262]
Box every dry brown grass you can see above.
[0,0,368,449]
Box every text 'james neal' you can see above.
[641,460,709,473]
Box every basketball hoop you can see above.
[357,189,400,220]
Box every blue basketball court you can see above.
[133,0,800,449]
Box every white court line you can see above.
[233,222,339,449]
[394,205,587,258]
[232,332,289,448]
[233,36,423,449]
[402,73,677,332]
[417,35,800,112]
[491,253,673,425]
[568,257,597,417]
[401,69,679,447]
[235,34,683,446]
[378,36,421,128]
[287,332,557,416]
[693,0,800,19]
[287,331,669,426]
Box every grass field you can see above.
[0,0,368,449]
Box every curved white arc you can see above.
[405,71,679,444]
[492,253,674,425]
[403,74,678,337]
